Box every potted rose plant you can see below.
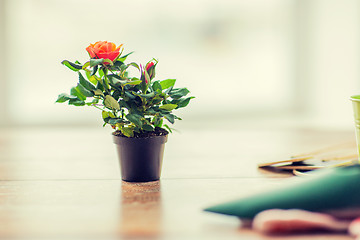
[56,41,193,182]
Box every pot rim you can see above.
[350,95,360,102]
[112,133,168,144]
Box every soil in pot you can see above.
[113,127,168,138]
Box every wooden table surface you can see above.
[0,125,356,240]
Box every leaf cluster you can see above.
[56,53,194,137]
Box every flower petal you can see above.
[86,41,122,60]
[86,46,96,58]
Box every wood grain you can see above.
[0,127,355,239]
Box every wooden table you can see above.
[0,125,355,239]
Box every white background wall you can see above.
[298,0,360,129]
[0,0,359,130]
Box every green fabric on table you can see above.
[204,164,360,220]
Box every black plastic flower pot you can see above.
[113,134,168,182]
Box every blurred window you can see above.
[3,0,296,125]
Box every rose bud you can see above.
[145,61,156,81]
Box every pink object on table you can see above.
[252,209,350,235]
[349,218,360,238]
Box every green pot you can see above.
[350,95,360,163]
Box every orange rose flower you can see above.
[86,41,122,62]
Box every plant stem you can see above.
[102,68,111,95]
[91,104,104,111]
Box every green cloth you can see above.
[204,165,360,219]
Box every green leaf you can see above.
[126,114,143,127]
[85,98,99,106]
[128,62,140,71]
[123,80,142,86]
[112,90,121,101]
[107,75,141,87]
[140,82,147,94]
[96,81,104,91]
[160,79,176,89]
[68,98,85,106]
[102,111,108,120]
[114,61,124,68]
[146,108,157,115]
[82,61,90,69]
[71,87,86,101]
[142,124,155,131]
[108,118,124,125]
[152,81,162,92]
[107,76,123,88]
[102,111,116,123]
[90,59,104,67]
[169,88,190,99]
[118,51,134,62]
[121,127,134,137]
[163,124,173,133]
[104,95,120,110]
[147,66,155,80]
[110,61,123,72]
[91,65,98,76]
[176,97,194,108]
[164,86,173,95]
[163,113,175,124]
[103,59,113,65]
[93,89,104,96]
[141,92,156,99]
[61,60,82,71]
[85,71,99,85]
[77,83,94,97]
[99,68,105,78]
[79,72,96,91]
[120,64,129,73]
[108,74,122,81]
[124,92,136,100]
[159,104,178,111]
[56,93,77,103]
[153,118,163,128]
[102,111,109,120]
[119,100,130,109]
